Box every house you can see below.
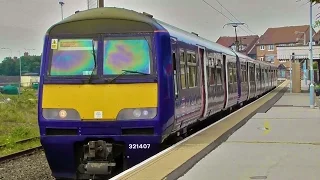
[313,30,320,44]
[216,35,259,59]
[256,25,316,67]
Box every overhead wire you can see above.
[201,0,252,36]
[214,0,257,35]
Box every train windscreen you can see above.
[103,37,152,75]
[49,39,98,76]
[47,36,153,77]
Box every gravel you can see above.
[0,150,54,180]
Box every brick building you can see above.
[256,25,316,67]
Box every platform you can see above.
[179,88,320,180]
[110,81,290,180]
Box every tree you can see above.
[0,55,41,76]
[311,0,320,3]
[307,0,320,28]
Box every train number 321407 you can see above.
[128,144,151,149]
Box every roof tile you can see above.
[257,25,313,45]
[216,35,259,55]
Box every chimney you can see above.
[24,52,29,56]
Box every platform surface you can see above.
[111,81,289,180]
[179,87,320,180]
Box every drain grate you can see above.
[273,105,310,108]
[250,176,267,179]
[273,105,293,107]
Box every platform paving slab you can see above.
[179,91,320,180]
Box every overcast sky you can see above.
[0,0,319,61]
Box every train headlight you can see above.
[133,109,142,118]
[42,108,81,120]
[116,108,157,120]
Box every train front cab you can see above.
[37,11,175,179]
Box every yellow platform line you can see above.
[113,80,289,180]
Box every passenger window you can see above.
[241,64,246,83]
[173,52,178,97]
[245,65,248,82]
[187,52,197,88]
[233,64,237,83]
[206,57,210,85]
[250,66,254,82]
[208,57,215,86]
[228,63,233,83]
[216,66,222,85]
[180,50,186,89]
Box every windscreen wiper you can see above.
[87,40,97,83]
[108,69,148,83]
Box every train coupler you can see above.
[79,140,116,175]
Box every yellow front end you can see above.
[42,83,158,120]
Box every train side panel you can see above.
[170,40,203,132]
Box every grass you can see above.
[0,138,41,157]
[0,88,40,157]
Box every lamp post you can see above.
[98,0,104,8]
[0,47,12,57]
[20,48,36,92]
[223,22,247,52]
[309,1,315,108]
[17,50,22,95]
[295,31,308,86]
[290,53,294,93]
[59,0,65,20]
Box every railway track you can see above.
[0,137,42,163]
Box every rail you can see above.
[0,137,42,163]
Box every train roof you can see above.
[46,7,278,69]
[155,20,236,56]
[47,7,235,56]
[46,7,164,33]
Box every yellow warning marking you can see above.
[263,121,270,135]
[51,39,58,49]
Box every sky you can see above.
[0,0,319,61]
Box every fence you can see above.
[0,76,39,87]
[277,69,320,84]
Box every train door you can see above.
[247,61,251,100]
[222,54,228,109]
[255,64,260,97]
[236,56,241,104]
[198,47,207,119]
[171,38,179,103]
[214,54,224,112]
[170,37,181,132]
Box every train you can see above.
[37,7,278,180]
